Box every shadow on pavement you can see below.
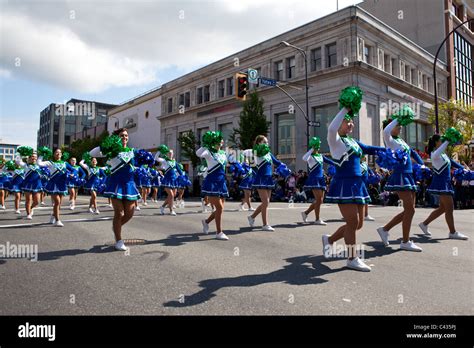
[163,254,345,308]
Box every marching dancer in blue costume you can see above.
[176,163,191,208]
[360,156,375,222]
[15,147,43,220]
[418,129,468,240]
[67,157,86,210]
[5,157,25,214]
[322,87,385,272]
[37,148,75,227]
[150,167,162,203]
[301,137,335,225]
[0,159,8,210]
[377,106,425,252]
[136,164,152,208]
[237,152,255,212]
[154,146,183,216]
[196,131,230,240]
[79,156,105,214]
[39,166,49,206]
[246,135,290,232]
[88,128,141,251]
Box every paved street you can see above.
[0,196,472,315]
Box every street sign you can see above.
[259,77,277,87]
[308,121,320,127]
[248,69,259,84]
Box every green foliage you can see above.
[177,130,200,169]
[229,91,270,149]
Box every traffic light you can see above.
[235,73,248,100]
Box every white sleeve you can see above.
[327,107,348,159]
[302,149,313,162]
[196,147,211,160]
[15,155,26,168]
[383,119,399,150]
[154,152,166,163]
[36,156,51,169]
[431,141,449,160]
[79,160,89,172]
[89,147,105,158]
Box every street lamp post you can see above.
[433,18,473,133]
[281,41,310,148]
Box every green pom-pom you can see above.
[5,160,16,171]
[441,127,463,145]
[104,166,111,176]
[202,131,223,150]
[62,151,70,161]
[37,146,53,160]
[339,86,363,118]
[309,137,321,150]
[17,146,34,157]
[253,143,271,157]
[82,152,92,166]
[157,144,170,156]
[100,135,124,159]
[392,105,414,126]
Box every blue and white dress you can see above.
[383,119,424,192]
[325,108,385,204]
[80,162,105,192]
[7,167,25,193]
[242,149,282,190]
[67,165,86,189]
[16,158,43,193]
[239,163,255,190]
[0,168,9,190]
[177,172,191,189]
[154,154,183,189]
[150,168,162,188]
[38,158,74,195]
[196,147,229,198]
[302,149,334,190]
[89,147,140,201]
[427,141,463,195]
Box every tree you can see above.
[428,99,474,161]
[229,91,270,149]
[177,130,200,169]
[68,130,109,163]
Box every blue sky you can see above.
[0,0,362,148]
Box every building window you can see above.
[326,43,337,68]
[167,97,173,112]
[277,114,296,156]
[364,45,371,64]
[185,92,190,107]
[311,48,322,71]
[218,123,233,144]
[196,87,203,104]
[286,56,296,79]
[226,77,233,96]
[204,85,210,102]
[384,54,391,73]
[274,61,283,80]
[391,58,396,75]
[404,64,411,82]
[179,94,185,107]
[411,68,416,85]
[454,31,473,105]
[405,122,432,151]
[218,80,225,98]
[312,104,339,153]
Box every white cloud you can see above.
[0,12,159,93]
[0,0,362,93]
[0,118,37,148]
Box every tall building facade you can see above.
[0,143,19,161]
[158,6,448,174]
[361,0,474,104]
[106,87,162,152]
[37,99,117,149]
